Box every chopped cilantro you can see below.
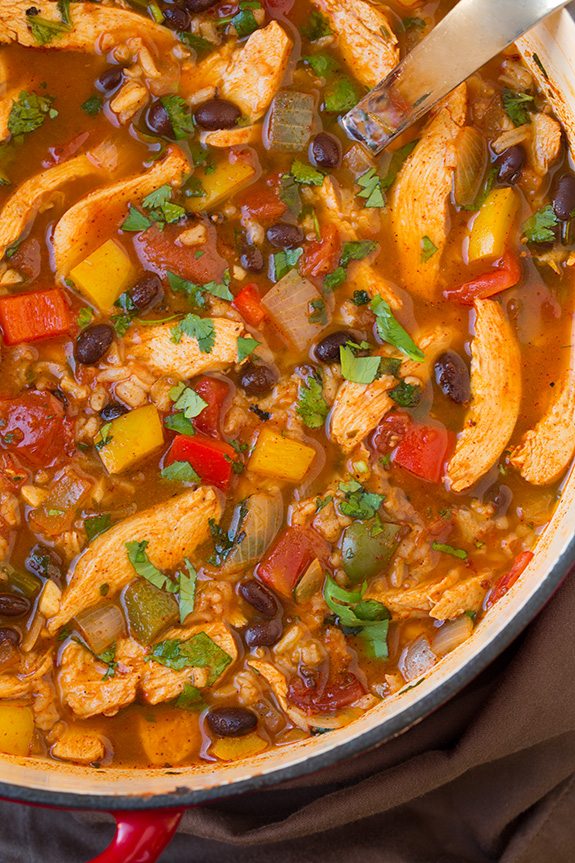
[316,495,333,512]
[432,541,468,560]
[8,91,57,137]
[324,576,390,659]
[522,204,559,244]
[403,16,426,30]
[81,95,103,116]
[421,235,438,262]
[175,682,206,711]
[379,357,402,377]
[220,0,262,38]
[324,76,359,113]
[177,559,197,623]
[356,168,385,208]
[502,89,534,127]
[308,297,327,325]
[111,314,133,337]
[324,266,347,291]
[121,205,152,233]
[164,412,195,435]
[291,159,325,186]
[57,0,72,25]
[171,314,215,353]
[272,247,303,281]
[178,32,213,54]
[338,480,385,520]
[371,295,424,362]
[159,95,195,140]
[278,174,302,217]
[167,270,233,305]
[297,375,328,429]
[249,404,271,422]
[126,540,177,592]
[353,289,370,306]
[340,345,380,384]
[161,460,201,483]
[169,382,208,419]
[84,513,111,542]
[25,8,71,45]
[389,380,421,407]
[237,336,260,362]
[340,240,377,268]
[147,632,232,683]
[77,307,93,328]
[303,53,339,78]
[96,423,113,450]
[302,9,331,41]
[381,140,418,190]
[532,53,549,81]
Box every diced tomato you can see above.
[136,224,228,284]
[288,671,366,714]
[192,377,230,439]
[239,182,286,222]
[488,550,534,606]
[165,434,237,491]
[0,289,71,346]
[394,421,454,484]
[445,251,521,304]
[301,224,341,279]
[256,526,330,598]
[372,411,411,453]
[0,391,73,468]
[232,282,266,328]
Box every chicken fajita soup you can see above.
[0,0,572,769]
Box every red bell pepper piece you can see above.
[288,671,366,714]
[192,377,230,439]
[394,421,454,484]
[239,182,286,222]
[0,390,73,467]
[444,251,521,304]
[488,550,534,606]
[233,282,266,328]
[0,289,71,345]
[165,434,237,491]
[256,526,330,598]
[301,224,341,278]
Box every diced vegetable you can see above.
[0,391,72,468]
[257,526,329,597]
[186,155,256,213]
[288,671,365,714]
[445,251,521,304]
[123,579,179,645]
[248,428,316,483]
[239,183,287,222]
[431,615,474,656]
[488,550,533,606]
[454,127,488,209]
[0,289,71,346]
[137,708,201,766]
[293,557,324,604]
[96,405,164,475]
[0,563,42,598]
[301,224,341,278]
[393,420,453,484]
[192,377,230,439]
[69,239,137,311]
[31,466,92,536]
[341,520,401,583]
[468,188,519,262]
[262,268,330,351]
[212,732,267,761]
[267,90,314,152]
[74,603,126,655]
[0,704,34,756]
[165,434,237,491]
[233,283,266,327]
[223,490,284,573]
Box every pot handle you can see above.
[88,808,184,863]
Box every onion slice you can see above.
[74,603,126,655]
[223,490,284,573]
[262,269,330,351]
[454,126,488,208]
[431,615,473,657]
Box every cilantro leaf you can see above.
[237,336,260,362]
[324,576,390,659]
[421,235,438,262]
[324,266,347,291]
[370,295,424,362]
[353,289,370,306]
[324,76,360,113]
[380,140,418,190]
[126,540,176,592]
[302,9,332,41]
[121,205,152,233]
[159,95,195,140]
[178,32,213,54]
[403,16,426,30]
[177,558,197,623]
[218,0,263,38]
[169,382,208,418]
[8,91,57,137]
[171,314,215,353]
[77,307,93,328]
[81,95,103,116]
[297,375,328,429]
[175,682,206,710]
[522,204,559,244]
[338,480,385,519]
[84,513,111,542]
[502,89,535,127]
[142,184,173,209]
[304,53,339,78]
[148,632,232,683]
[356,168,385,208]
[167,271,233,304]
[432,541,468,560]
[389,380,421,407]
[161,460,201,483]
[272,247,303,281]
[26,10,71,45]
[308,297,327,325]
[340,240,377,267]
[291,159,325,186]
[340,345,380,384]
[164,412,195,435]
[278,174,302,217]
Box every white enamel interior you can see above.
[1,8,575,804]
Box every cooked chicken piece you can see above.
[390,85,467,300]
[32,675,61,734]
[448,300,521,492]
[347,260,403,311]
[311,0,399,89]
[126,317,245,379]
[429,575,486,620]
[367,572,460,618]
[510,368,575,485]
[315,176,382,241]
[330,375,396,453]
[140,622,238,704]
[400,325,453,381]
[47,487,222,634]
[0,141,116,259]
[109,80,149,125]
[200,125,261,148]
[181,21,292,121]
[58,638,141,719]
[0,1,177,57]
[530,112,562,176]
[248,659,308,729]
[0,651,52,699]
[51,729,106,765]
[52,146,189,275]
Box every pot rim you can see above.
[0,530,572,812]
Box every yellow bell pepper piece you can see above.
[468,187,519,262]
[0,704,34,756]
[248,428,316,483]
[212,732,267,761]
[186,157,256,213]
[96,404,164,474]
[70,239,137,311]
[137,709,201,766]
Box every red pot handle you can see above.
[88,808,184,863]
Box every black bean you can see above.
[26,544,62,583]
[552,175,575,221]
[240,246,264,273]
[0,627,20,646]
[0,594,30,618]
[495,145,525,185]
[239,579,279,618]
[238,362,278,396]
[100,402,128,422]
[206,706,258,738]
[162,6,191,30]
[266,223,304,249]
[75,324,114,365]
[146,100,174,138]
[244,617,283,648]
[314,330,355,364]
[194,98,241,131]
[310,132,342,169]
[183,0,218,10]
[434,350,471,404]
[97,66,123,94]
[130,272,164,311]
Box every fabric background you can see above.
[0,573,573,863]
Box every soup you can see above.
[0,0,572,769]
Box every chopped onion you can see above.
[399,636,436,683]
[431,615,474,657]
[454,126,488,208]
[262,269,330,351]
[491,124,531,155]
[75,603,126,655]
[223,490,284,573]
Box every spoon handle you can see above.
[342,0,572,153]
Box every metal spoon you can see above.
[342,0,572,153]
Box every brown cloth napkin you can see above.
[0,573,573,863]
